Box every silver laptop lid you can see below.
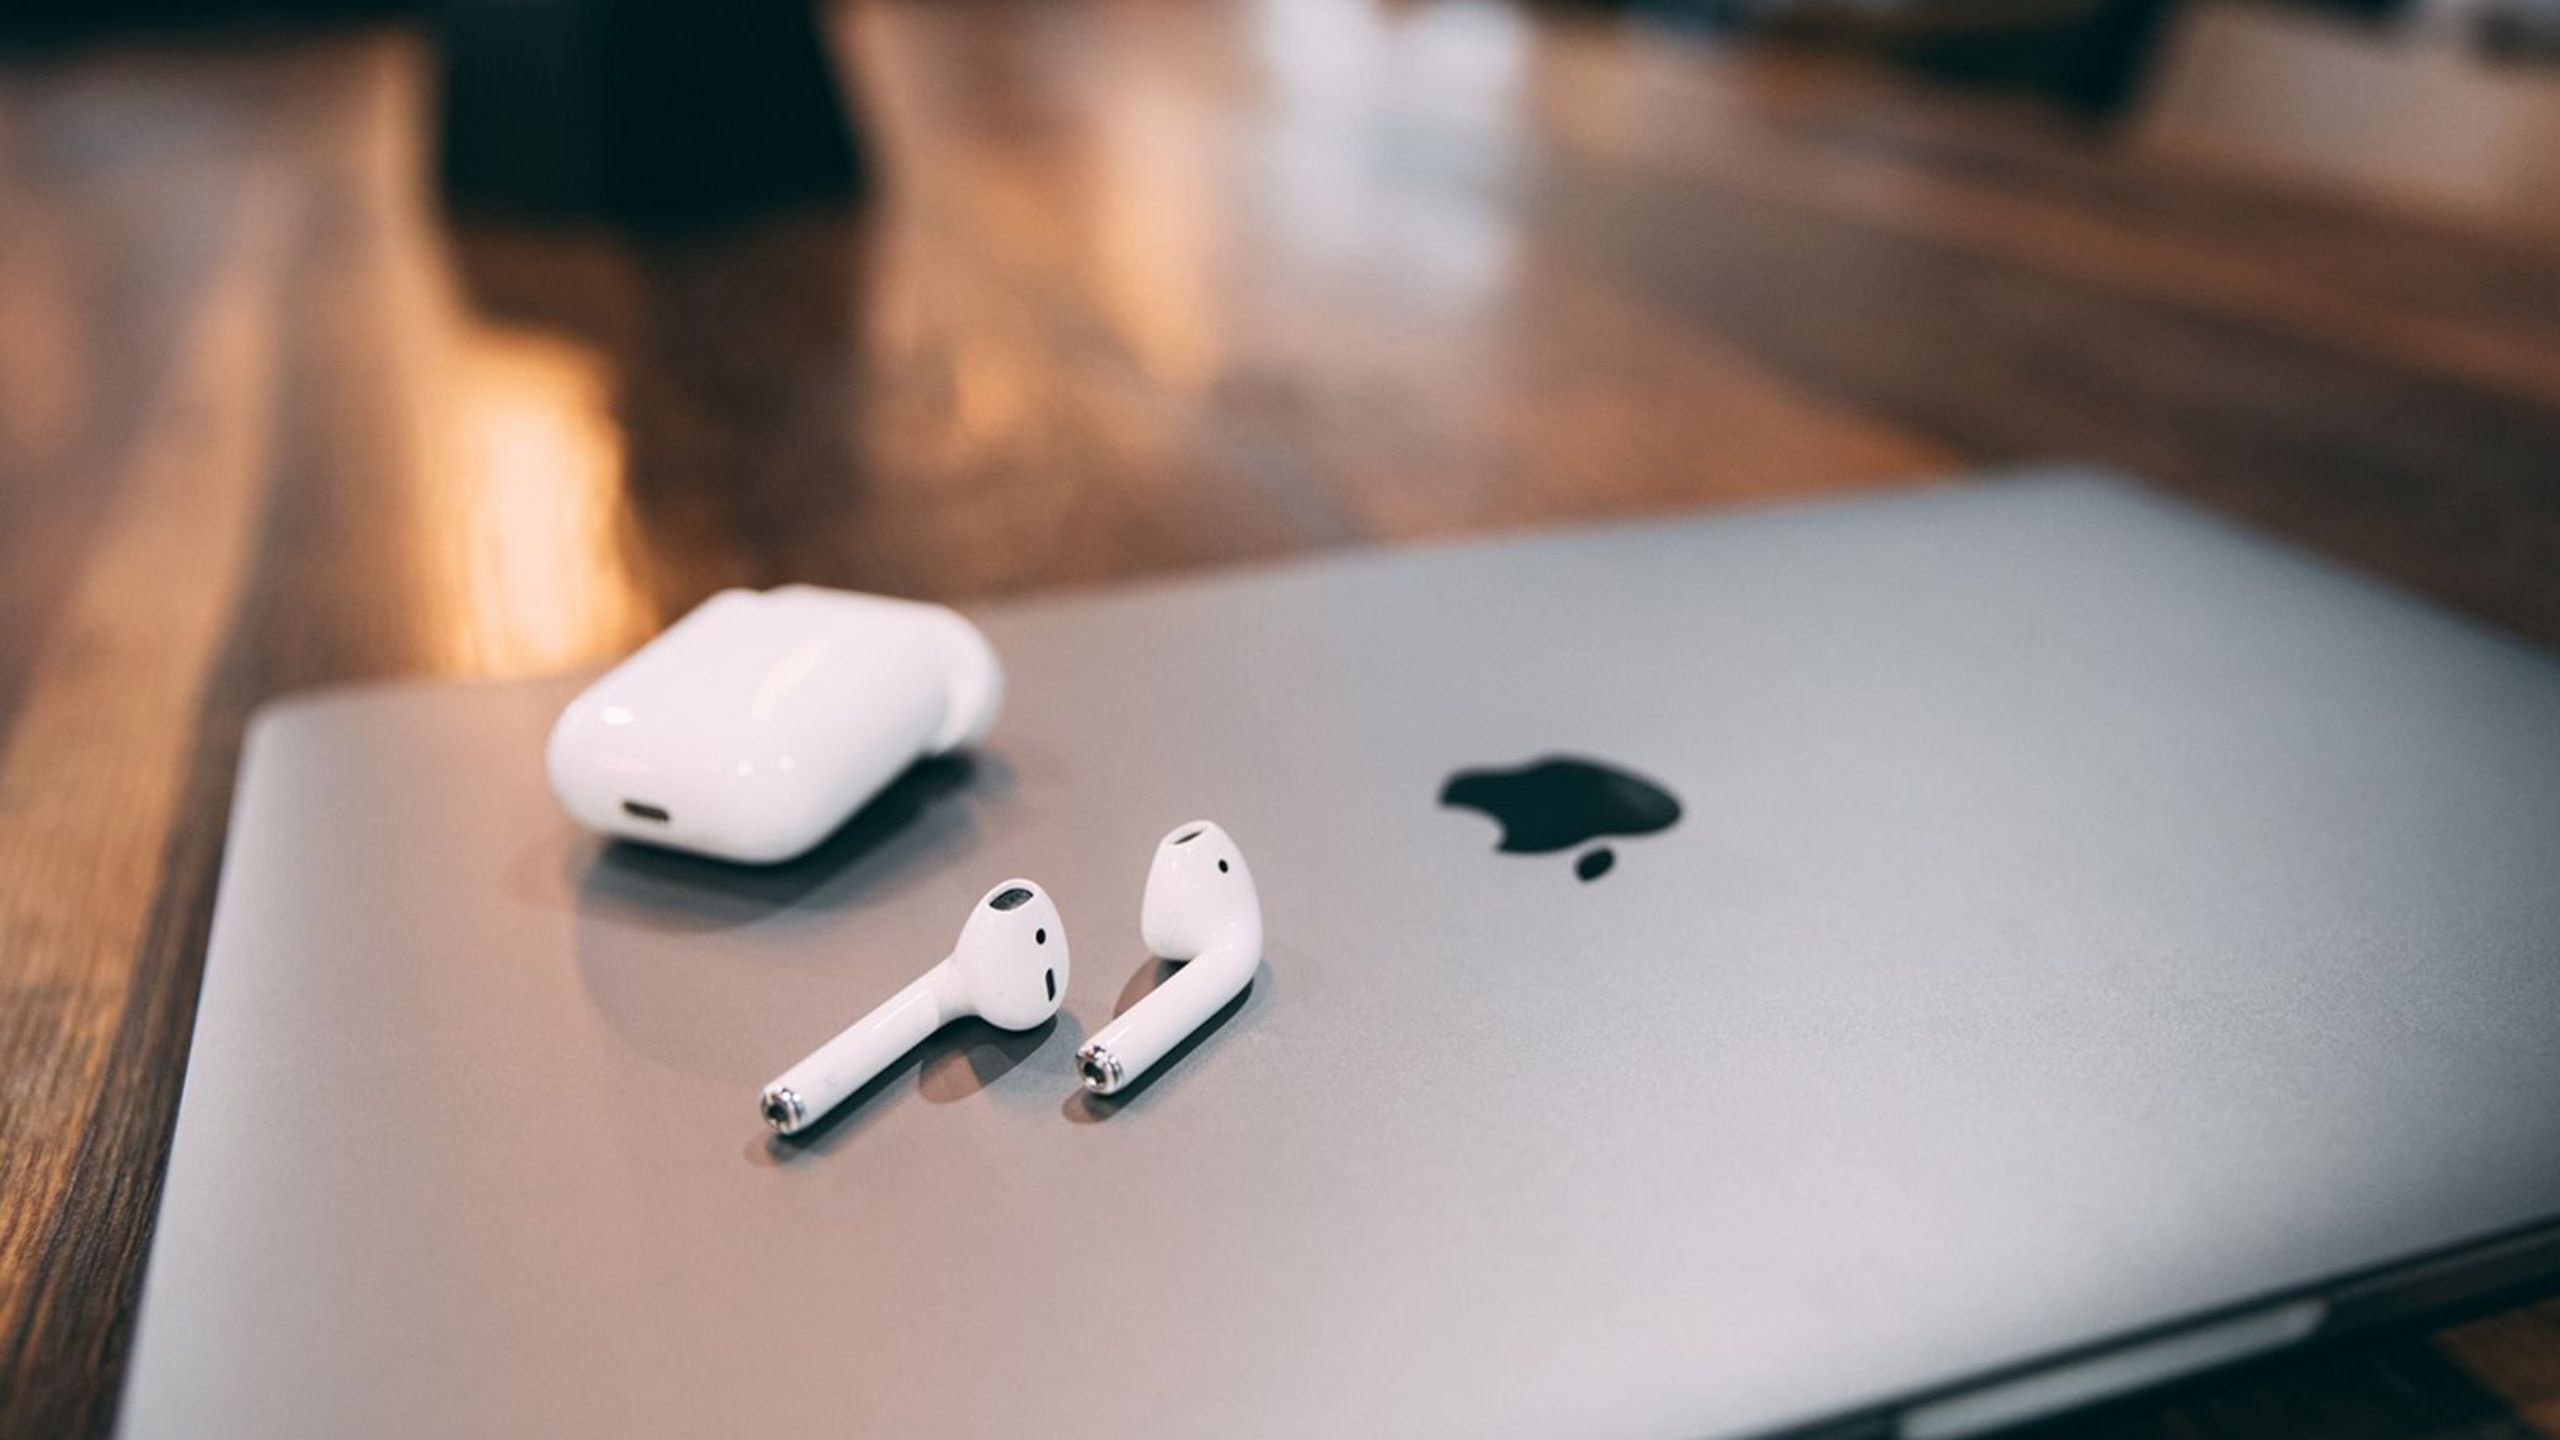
[123,473,2560,1438]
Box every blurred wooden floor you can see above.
[3,1,2559,1436]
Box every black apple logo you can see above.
[1439,755,1682,881]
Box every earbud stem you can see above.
[1079,941,1256,1096]
[760,960,961,1134]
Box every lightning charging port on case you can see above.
[621,801,672,824]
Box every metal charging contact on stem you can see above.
[1078,1043,1125,1096]
[760,1087,806,1134]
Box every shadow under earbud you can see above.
[1106,956,1179,1020]
[919,1014,1073,1103]
[1062,959,1260,1123]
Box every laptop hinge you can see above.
[1896,1299,2327,1440]
[2325,1220,2560,1331]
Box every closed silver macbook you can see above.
[123,472,2560,1438]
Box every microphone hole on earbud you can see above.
[1035,927,1046,945]
[1044,968,1056,1001]
[1172,828,1203,845]
[1218,859,1229,873]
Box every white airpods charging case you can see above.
[545,586,1003,864]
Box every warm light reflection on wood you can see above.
[336,38,657,676]
[952,334,1032,448]
[1093,86,1223,390]
[0,217,89,478]
[429,329,655,675]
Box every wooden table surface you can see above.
[3,1,2558,1435]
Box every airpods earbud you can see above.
[1077,821,1262,1096]
[761,879,1069,1134]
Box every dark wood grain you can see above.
[1,3,2556,1436]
